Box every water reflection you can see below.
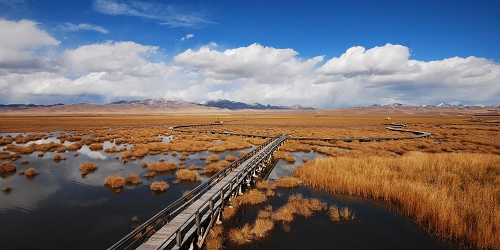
[78,146,107,159]
[268,150,326,180]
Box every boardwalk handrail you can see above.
[108,133,286,250]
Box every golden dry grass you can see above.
[274,177,302,188]
[206,154,220,162]
[53,154,62,160]
[88,143,103,150]
[251,218,274,238]
[149,161,177,171]
[228,223,252,244]
[79,162,97,175]
[294,152,500,249]
[203,163,224,174]
[150,181,169,192]
[329,205,341,222]
[175,169,200,181]
[124,173,142,185]
[233,190,267,207]
[225,154,239,162]
[25,168,37,176]
[104,146,120,153]
[104,175,125,188]
[0,162,16,172]
[228,194,328,245]
[204,226,224,250]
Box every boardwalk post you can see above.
[195,210,201,236]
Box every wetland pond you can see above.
[0,132,458,250]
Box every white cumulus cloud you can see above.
[316,43,421,76]
[0,19,60,74]
[174,43,324,83]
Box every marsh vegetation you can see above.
[0,114,498,249]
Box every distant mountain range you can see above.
[0,98,314,110]
[1,99,499,112]
[111,98,315,110]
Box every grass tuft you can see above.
[79,162,97,175]
[150,181,169,192]
[204,226,224,250]
[25,168,38,176]
[124,173,142,185]
[175,169,200,182]
[149,161,177,171]
[0,162,16,173]
[104,175,125,188]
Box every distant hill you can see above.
[0,99,498,116]
[109,98,314,110]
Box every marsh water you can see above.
[0,132,458,250]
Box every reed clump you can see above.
[293,152,500,249]
[251,217,274,239]
[53,154,63,161]
[79,162,98,175]
[25,168,38,176]
[233,190,267,207]
[225,154,239,162]
[149,161,177,171]
[88,143,103,150]
[175,169,200,182]
[104,146,120,153]
[0,162,16,173]
[124,173,142,185]
[206,154,220,163]
[203,163,224,174]
[228,224,252,244]
[104,175,125,188]
[204,226,224,250]
[150,181,169,192]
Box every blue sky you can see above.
[0,0,499,107]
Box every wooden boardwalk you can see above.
[138,135,288,250]
[109,133,288,250]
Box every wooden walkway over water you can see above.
[109,133,288,250]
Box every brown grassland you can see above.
[0,109,499,249]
